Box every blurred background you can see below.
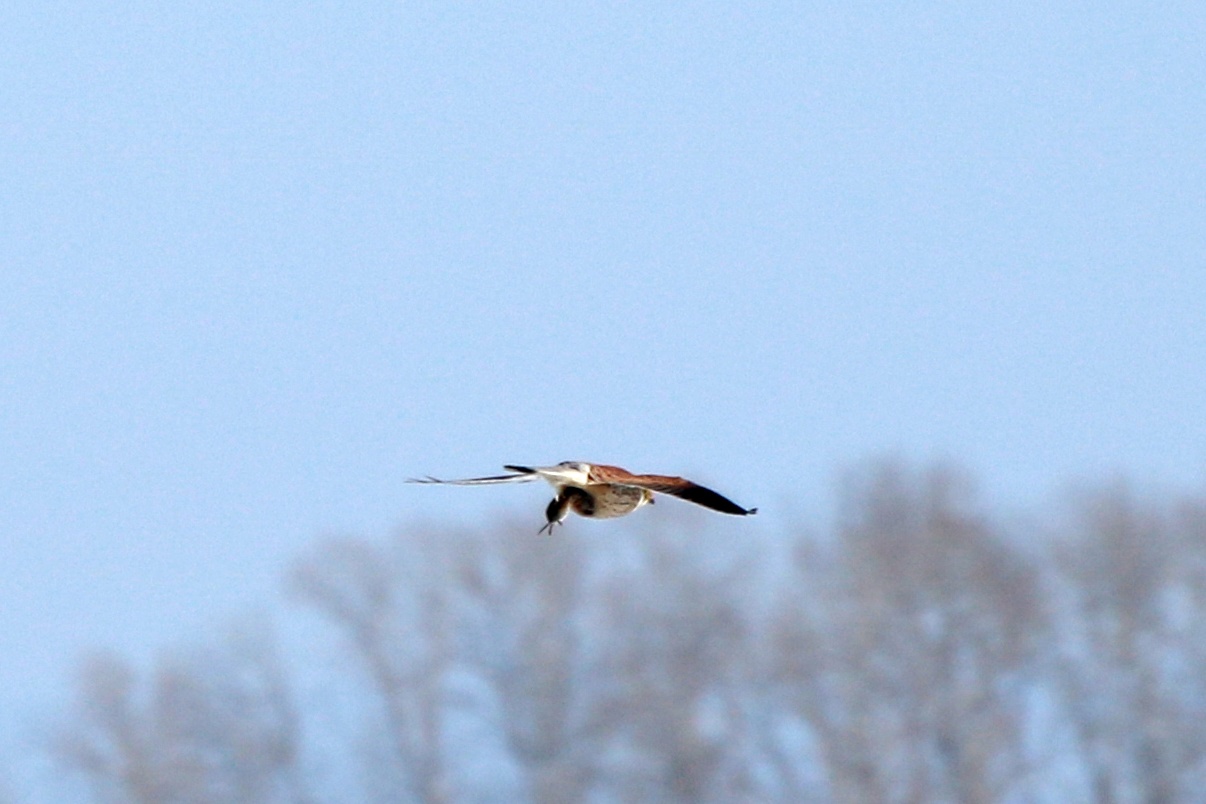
[3,2,1205,801]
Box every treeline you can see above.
[50,463,1206,803]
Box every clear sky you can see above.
[3,0,1205,774]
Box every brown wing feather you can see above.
[585,463,640,483]
[590,466,757,516]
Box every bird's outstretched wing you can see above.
[409,463,588,489]
[406,470,538,486]
[588,464,757,516]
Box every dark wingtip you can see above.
[673,483,758,516]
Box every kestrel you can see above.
[409,461,757,534]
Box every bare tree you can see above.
[291,523,590,803]
[444,523,590,803]
[772,463,1048,804]
[53,624,307,804]
[1051,484,1206,803]
[291,534,450,802]
[577,520,763,803]
[291,515,766,804]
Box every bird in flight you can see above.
[409,461,757,534]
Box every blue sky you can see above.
[3,0,1205,772]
